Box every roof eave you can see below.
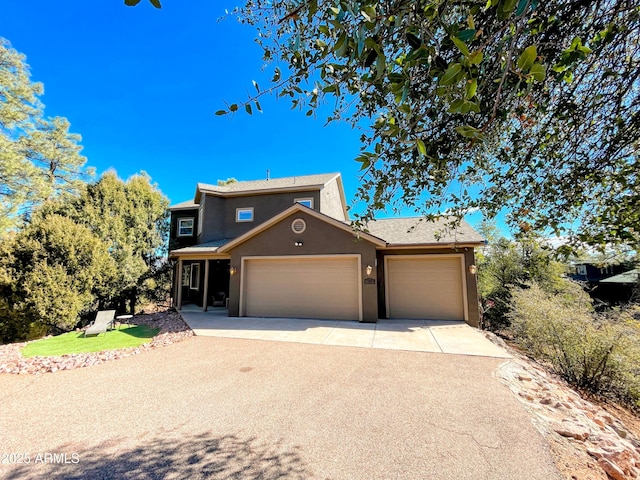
[379,241,486,249]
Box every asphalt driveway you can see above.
[0,336,560,479]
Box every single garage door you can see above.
[385,255,466,321]
[242,256,361,320]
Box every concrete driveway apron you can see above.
[180,309,511,358]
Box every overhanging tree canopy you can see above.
[130,0,639,249]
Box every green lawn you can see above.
[21,324,160,357]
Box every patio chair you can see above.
[84,310,116,337]
[211,292,227,307]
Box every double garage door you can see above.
[242,256,361,321]
[385,255,466,321]
[240,254,466,322]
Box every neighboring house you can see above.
[596,269,639,304]
[570,262,635,304]
[570,262,628,283]
[168,173,485,326]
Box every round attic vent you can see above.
[291,218,307,234]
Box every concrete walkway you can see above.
[180,308,510,358]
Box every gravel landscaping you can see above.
[0,309,192,375]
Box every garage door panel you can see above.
[243,257,360,320]
[386,256,465,321]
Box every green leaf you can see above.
[229,104,239,112]
[245,104,252,115]
[465,79,478,99]
[439,63,463,86]
[517,45,537,71]
[416,139,427,156]
[457,29,476,42]
[215,110,228,116]
[361,6,376,22]
[451,36,470,57]
[252,80,260,93]
[272,67,281,82]
[455,125,484,139]
[254,101,262,113]
[529,63,546,82]
[448,99,465,113]
[124,0,142,5]
[149,0,161,7]
[469,50,483,65]
[497,0,518,20]
[515,0,528,16]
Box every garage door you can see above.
[386,256,466,321]
[242,256,361,320]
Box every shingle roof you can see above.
[197,173,339,197]
[169,200,198,211]
[365,217,485,246]
[170,239,232,255]
[599,269,639,284]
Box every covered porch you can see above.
[170,242,232,312]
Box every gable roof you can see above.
[217,204,386,253]
[365,217,485,247]
[195,173,341,201]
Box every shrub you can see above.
[510,281,640,408]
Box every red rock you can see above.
[598,457,627,480]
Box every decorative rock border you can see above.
[0,309,193,375]
[487,331,640,480]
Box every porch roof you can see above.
[170,239,233,256]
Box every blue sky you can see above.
[2,0,485,227]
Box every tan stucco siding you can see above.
[319,178,347,221]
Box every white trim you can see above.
[384,254,468,321]
[236,207,254,222]
[294,197,314,208]
[177,217,195,237]
[239,254,363,321]
[190,263,201,290]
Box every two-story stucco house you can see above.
[168,172,485,326]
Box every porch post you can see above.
[176,258,183,310]
[202,259,210,312]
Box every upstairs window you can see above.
[294,197,314,209]
[178,217,194,236]
[236,207,254,222]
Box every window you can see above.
[190,264,200,290]
[182,265,191,286]
[236,207,254,222]
[576,265,587,276]
[178,217,194,237]
[294,197,314,209]
[197,203,204,236]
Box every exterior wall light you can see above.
[229,266,237,275]
[468,264,477,275]
[365,265,373,276]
